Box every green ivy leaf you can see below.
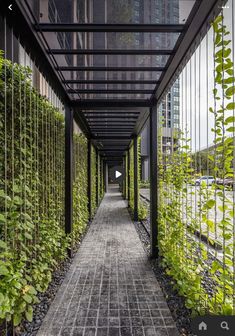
[13,314,22,326]
[226,102,235,110]
[0,265,9,276]
[25,307,33,322]
[0,240,7,249]
[23,294,32,304]
[205,199,215,209]
[225,86,235,96]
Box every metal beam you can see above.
[90,128,134,131]
[92,136,131,140]
[64,80,158,85]
[87,139,92,220]
[52,49,173,55]
[127,150,130,203]
[84,111,139,114]
[72,99,151,108]
[86,116,138,120]
[0,1,70,106]
[133,136,138,221]
[36,23,185,32]
[96,149,99,207]
[149,105,158,258]
[58,66,165,72]
[123,156,126,198]
[153,0,224,104]
[64,106,73,256]
[88,122,136,125]
[102,148,128,151]
[67,89,153,94]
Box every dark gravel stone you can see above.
[14,222,91,336]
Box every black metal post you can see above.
[87,139,92,220]
[96,148,99,206]
[150,105,158,258]
[103,160,106,193]
[122,156,126,198]
[65,106,73,257]
[105,163,109,192]
[133,136,138,221]
[127,150,130,205]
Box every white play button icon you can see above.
[115,170,122,179]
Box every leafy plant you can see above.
[157,14,235,316]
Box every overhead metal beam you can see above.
[101,149,128,152]
[92,136,132,140]
[51,49,173,56]
[64,80,158,85]
[0,1,70,105]
[68,89,153,94]
[72,99,151,108]
[36,23,185,32]
[86,115,138,122]
[84,111,140,114]
[58,66,165,72]
[152,0,224,104]
[88,122,136,125]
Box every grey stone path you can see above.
[37,185,178,336]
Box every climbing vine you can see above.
[0,51,90,329]
[91,145,97,217]
[73,133,89,243]
[0,53,68,327]
[128,137,147,220]
[157,14,235,315]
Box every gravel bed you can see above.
[11,222,91,336]
[135,219,193,336]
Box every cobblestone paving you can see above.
[37,185,178,336]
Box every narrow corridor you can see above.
[37,186,178,336]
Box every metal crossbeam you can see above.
[36,23,185,32]
[85,116,138,119]
[64,80,159,85]
[72,99,151,108]
[50,49,173,55]
[67,89,153,94]
[58,66,165,72]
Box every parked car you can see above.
[224,178,234,189]
[195,176,215,186]
[215,177,234,189]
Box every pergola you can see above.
[0,0,225,257]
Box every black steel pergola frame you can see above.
[0,0,226,258]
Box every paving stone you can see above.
[37,186,178,336]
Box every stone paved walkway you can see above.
[37,186,178,336]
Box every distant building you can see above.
[140,0,180,181]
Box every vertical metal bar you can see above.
[122,155,126,198]
[133,135,138,221]
[150,105,158,258]
[96,148,99,206]
[105,163,109,192]
[65,106,73,254]
[103,159,106,193]
[127,150,130,204]
[87,139,92,220]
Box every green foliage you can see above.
[0,53,69,326]
[128,137,147,220]
[73,134,89,242]
[91,145,97,217]
[157,14,235,315]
